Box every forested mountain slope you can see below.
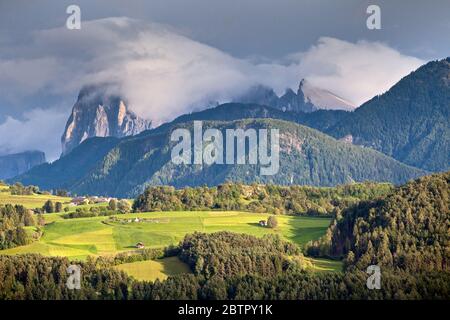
[13,119,425,197]
[324,58,450,172]
[307,171,450,272]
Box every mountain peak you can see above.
[61,85,152,156]
[328,57,450,172]
[297,79,355,111]
[299,78,307,88]
[235,79,355,113]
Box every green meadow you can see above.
[113,256,192,281]
[111,252,342,282]
[0,187,341,280]
[0,211,331,260]
[0,185,70,208]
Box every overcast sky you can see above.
[0,0,449,159]
[2,0,450,59]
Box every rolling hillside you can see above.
[323,58,450,172]
[307,171,450,272]
[0,211,331,260]
[14,118,425,197]
[193,58,450,172]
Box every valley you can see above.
[0,172,448,299]
[0,181,343,281]
[0,2,448,304]
[0,209,336,272]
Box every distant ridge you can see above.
[0,150,46,180]
[14,116,425,197]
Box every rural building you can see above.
[259,220,267,227]
[136,242,145,249]
[70,196,113,205]
[93,197,113,204]
[70,196,87,205]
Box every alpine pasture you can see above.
[0,211,331,260]
[0,186,339,280]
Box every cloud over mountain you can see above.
[0,17,424,159]
[290,37,425,105]
[0,108,66,160]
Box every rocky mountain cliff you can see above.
[235,79,355,113]
[61,85,152,155]
[0,151,46,180]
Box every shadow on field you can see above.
[246,222,266,228]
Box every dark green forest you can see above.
[178,232,301,278]
[306,172,449,273]
[1,233,449,300]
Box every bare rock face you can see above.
[235,79,355,113]
[297,79,355,111]
[61,85,152,156]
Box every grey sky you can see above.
[0,0,448,159]
[1,0,449,59]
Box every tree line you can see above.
[178,232,302,278]
[1,233,449,300]
[133,182,393,216]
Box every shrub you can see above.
[117,200,131,213]
[267,216,278,228]
[42,200,55,213]
[108,199,118,211]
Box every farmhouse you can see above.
[136,242,145,249]
[70,196,87,205]
[93,197,113,204]
[70,196,114,206]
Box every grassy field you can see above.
[0,185,71,208]
[305,257,342,273]
[114,256,192,281]
[0,211,332,261]
[0,186,342,272]
[112,252,342,282]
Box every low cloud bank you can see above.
[0,17,424,160]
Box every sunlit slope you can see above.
[0,211,330,260]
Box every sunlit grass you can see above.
[114,257,192,281]
[0,187,70,209]
[0,210,332,262]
